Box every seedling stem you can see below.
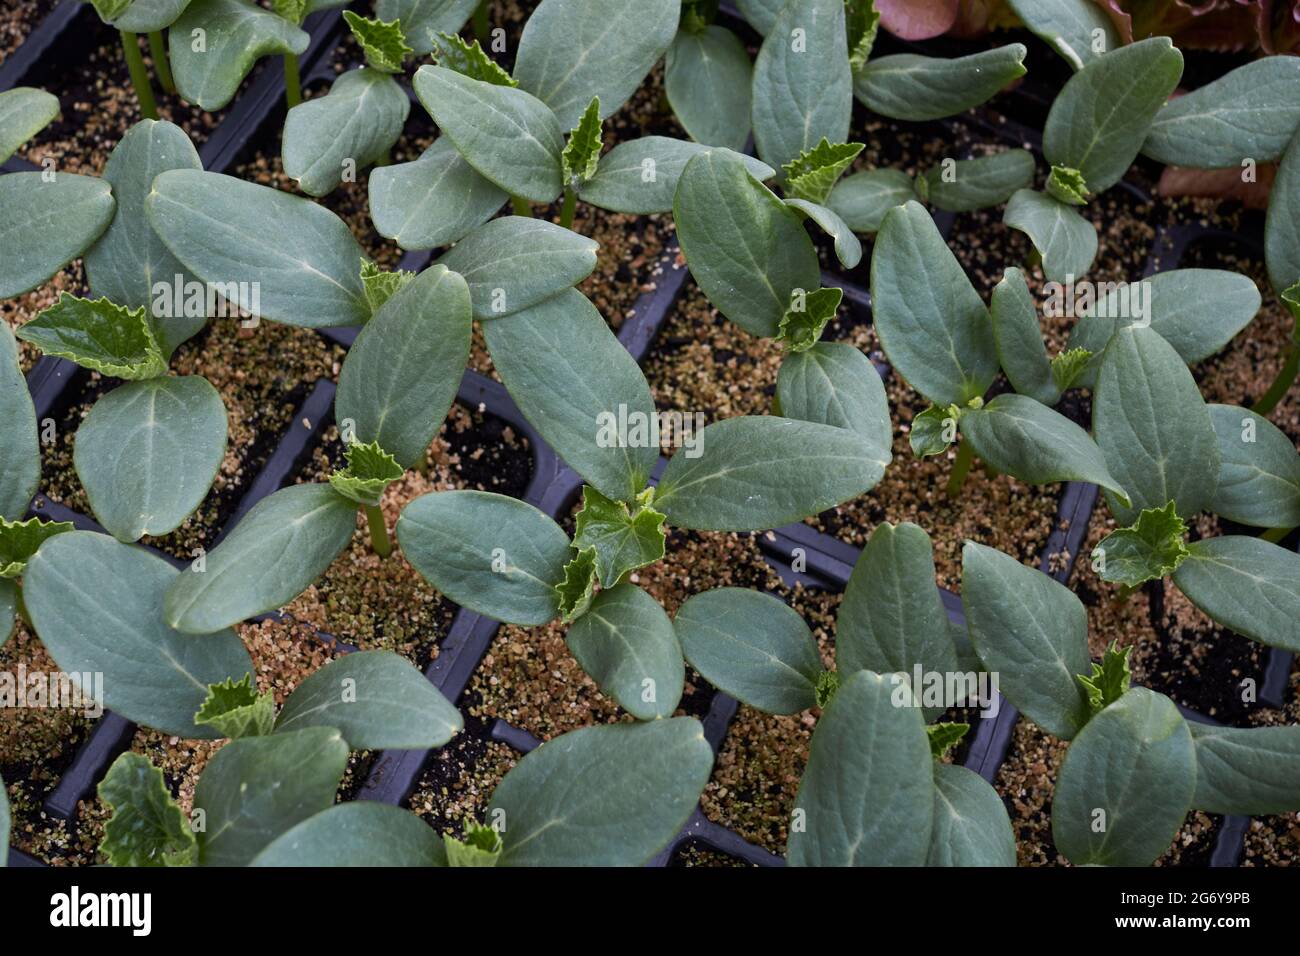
[120,32,159,121]
[365,504,392,557]
[946,441,974,499]
[284,54,303,109]
[559,188,577,230]
[1251,343,1299,416]
[1262,525,1295,545]
[511,195,532,217]
[473,1,491,44]
[147,31,176,94]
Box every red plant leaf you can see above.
[1157,162,1277,209]
[877,0,960,39]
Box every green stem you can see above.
[148,31,175,94]
[375,148,392,167]
[511,195,532,217]
[1110,584,1137,609]
[473,0,491,44]
[1251,343,1300,416]
[1262,525,1295,544]
[559,188,577,230]
[365,505,392,558]
[946,440,974,499]
[284,53,302,109]
[120,31,159,120]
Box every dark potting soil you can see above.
[0,0,57,65]
[669,840,756,868]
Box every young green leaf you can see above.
[74,376,228,542]
[1006,0,1119,70]
[194,727,348,866]
[84,120,205,355]
[170,0,310,111]
[99,753,197,867]
[342,10,410,73]
[445,822,503,867]
[777,286,843,352]
[1172,536,1300,652]
[358,261,414,315]
[437,217,598,320]
[826,167,915,234]
[369,138,508,250]
[814,668,839,707]
[431,32,516,86]
[927,762,1017,867]
[1207,404,1300,529]
[561,96,602,188]
[0,87,59,165]
[736,0,782,34]
[376,0,478,55]
[1143,57,1300,168]
[752,0,852,171]
[328,440,404,507]
[1094,325,1219,523]
[784,199,863,269]
[917,150,1036,213]
[565,583,684,720]
[1266,126,1300,300]
[282,68,410,197]
[89,0,134,22]
[1076,640,1133,717]
[252,801,450,866]
[1051,348,1092,393]
[1052,688,1195,866]
[1188,723,1300,816]
[654,417,888,532]
[1003,189,1098,283]
[163,483,358,634]
[275,650,463,748]
[23,531,253,737]
[0,323,40,520]
[399,491,571,626]
[271,0,308,25]
[194,674,275,739]
[555,546,598,623]
[674,149,820,338]
[1043,37,1183,194]
[335,264,472,469]
[960,393,1131,503]
[871,200,998,406]
[926,722,969,759]
[513,0,680,129]
[578,138,773,215]
[0,517,75,578]
[838,522,959,722]
[787,671,935,866]
[674,587,822,715]
[845,0,880,71]
[571,487,666,589]
[17,295,165,380]
[782,139,864,205]
[413,65,564,204]
[1045,164,1089,205]
[665,26,753,152]
[990,267,1058,406]
[483,289,658,502]
[961,541,1093,740]
[148,169,370,328]
[488,717,713,866]
[0,172,115,299]
[909,403,959,458]
[775,342,892,451]
[855,45,1027,122]
[1094,503,1189,588]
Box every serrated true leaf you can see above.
[927,722,969,759]
[16,295,165,380]
[271,0,307,24]
[275,650,462,749]
[561,97,602,188]
[782,139,864,205]
[1094,502,1190,588]
[777,286,843,352]
[1003,189,1098,283]
[23,531,253,737]
[170,0,310,111]
[327,440,403,507]
[555,546,598,623]
[0,172,115,299]
[342,10,410,73]
[194,674,274,739]
[1052,688,1194,866]
[376,0,478,55]
[674,587,822,715]
[846,0,880,71]
[359,261,415,315]
[445,822,503,867]
[571,486,666,589]
[0,517,74,578]
[909,403,958,458]
[1076,640,1133,717]
[1051,348,1092,393]
[1046,164,1089,205]
[0,87,59,165]
[855,45,1027,121]
[565,583,684,720]
[431,32,516,86]
[99,753,197,867]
